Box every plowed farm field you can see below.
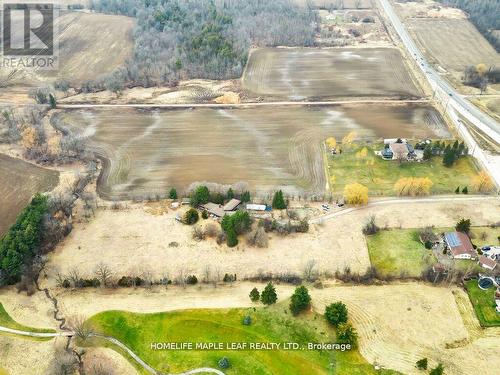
[53,104,448,200]
[407,19,500,74]
[242,48,422,100]
[0,154,59,235]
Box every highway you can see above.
[378,0,500,187]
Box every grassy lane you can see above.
[326,144,479,196]
[85,305,401,375]
[465,280,500,327]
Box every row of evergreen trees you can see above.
[0,194,48,286]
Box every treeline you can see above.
[88,0,316,88]
[0,195,47,285]
[439,0,500,51]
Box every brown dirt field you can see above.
[0,153,59,236]
[44,198,500,285]
[53,104,447,199]
[407,18,500,92]
[0,11,134,87]
[242,47,422,99]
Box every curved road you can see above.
[0,326,224,375]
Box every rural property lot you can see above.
[53,104,447,199]
[407,19,500,87]
[0,154,59,236]
[44,198,500,286]
[242,48,422,100]
[294,0,374,9]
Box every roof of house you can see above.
[445,232,476,257]
[389,143,409,156]
[223,198,241,212]
[200,203,225,217]
[246,204,267,211]
[478,255,497,269]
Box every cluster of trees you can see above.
[439,0,500,51]
[415,358,445,374]
[221,211,252,247]
[249,282,278,305]
[420,140,468,166]
[394,177,433,196]
[190,184,250,207]
[471,171,494,193]
[0,194,48,285]
[324,301,358,347]
[90,0,316,88]
[272,190,287,209]
[463,63,498,93]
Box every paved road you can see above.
[378,0,500,186]
[309,195,498,224]
[57,98,428,109]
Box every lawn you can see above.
[469,227,500,248]
[326,143,479,196]
[85,305,400,375]
[366,229,437,278]
[465,280,500,327]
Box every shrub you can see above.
[218,357,230,369]
[242,315,252,326]
[201,210,209,219]
[186,275,198,285]
[184,209,199,225]
[289,286,311,316]
[424,241,432,249]
[416,358,428,370]
[249,287,260,302]
[223,273,236,282]
[325,302,348,327]
[247,227,269,248]
[295,219,309,233]
[471,171,494,193]
[192,225,205,241]
[260,282,278,305]
[362,215,379,235]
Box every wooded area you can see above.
[89,0,316,87]
[439,0,500,51]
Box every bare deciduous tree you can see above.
[94,263,113,288]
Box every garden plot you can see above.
[242,48,422,99]
[53,104,447,199]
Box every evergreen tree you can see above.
[337,323,358,347]
[455,218,471,233]
[429,363,444,375]
[455,186,460,194]
[241,191,250,202]
[289,285,311,315]
[249,287,260,302]
[272,190,287,209]
[423,145,433,160]
[442,147,455,167]
[226,228,238,247]
[462,186,468,194]
[227,188,234,200]
[260,282,278,305]
[49,93,57,109]
[169,187,178,199]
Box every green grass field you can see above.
[85,305,400,375]
[365,229,437,277]
[326,143,479,196]
[465,280,500,327]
